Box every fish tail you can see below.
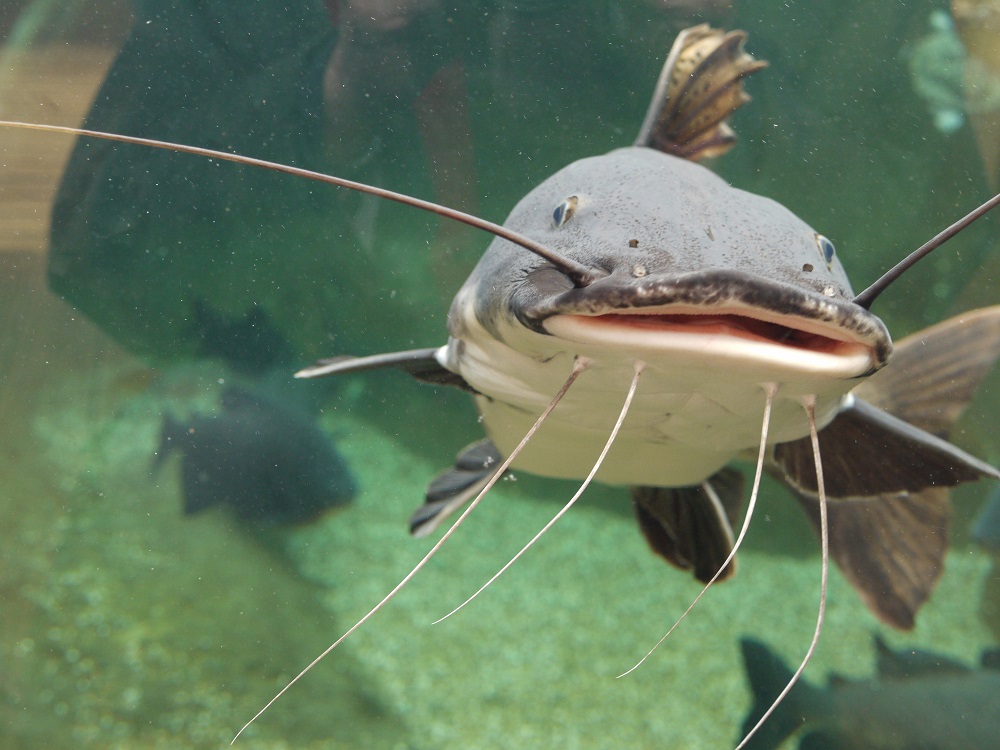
[738,638,822,750]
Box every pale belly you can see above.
[473,358,849,487]
[445,303,870,488]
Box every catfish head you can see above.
[442,144,893,487]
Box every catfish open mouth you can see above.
[519,269,894,371]
[541,305,885,379]
[588,312,849,353]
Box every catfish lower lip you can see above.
[561,312,855,352]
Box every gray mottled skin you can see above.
[454,146,891,365]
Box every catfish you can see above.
[4,23,1000,750]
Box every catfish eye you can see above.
[552,196,578,227]
[815,234,836,266]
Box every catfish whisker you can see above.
[617,382,778,679]
[735,394,829,750]
[433,359,646,625]
[231,356,592,744]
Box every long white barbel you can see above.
[618,381,778,678]
[433,359,645,624]
[232,356,592,743]
[734,394,829,750]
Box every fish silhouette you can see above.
[739,635,1000,749]
[155,386,356,524]
[189,299,293,375]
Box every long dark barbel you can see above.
[853,192,1000,308]
[0,120,603,287]
[2,119,999,305]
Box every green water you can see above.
[2,1,999,748]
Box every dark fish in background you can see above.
[739,635,1000,750]
[154,386,356,524]
[189,298,293,376]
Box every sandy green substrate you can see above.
[5,360,996,750]
[286,410,995,749]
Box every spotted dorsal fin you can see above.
[634,24,768,161]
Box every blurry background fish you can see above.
[740,634,1000,750]
[154,386,356,525]
[953,0,1000,190]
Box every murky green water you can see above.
[2,1,999,748]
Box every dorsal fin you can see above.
[874,633,971,678]
[634,24,768,161]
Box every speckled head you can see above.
[454,146,892,378]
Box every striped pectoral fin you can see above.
[409,439,504,537]
[791,488,951,630]
[630,467,745,583]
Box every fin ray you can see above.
[792,488,950,630]
[773,398,1000,499]
[295,346,475,392]
[635,25,768,161]
[630,467,744,582]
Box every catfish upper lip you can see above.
[514,267,893,367]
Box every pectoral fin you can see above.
[791,488,950,630]
[409,439,504,537]
[631,467,744,582]
[853,305,1000,437]
[771,306,1000,630]
[772,397,1000,499]
[295,346,475,392]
